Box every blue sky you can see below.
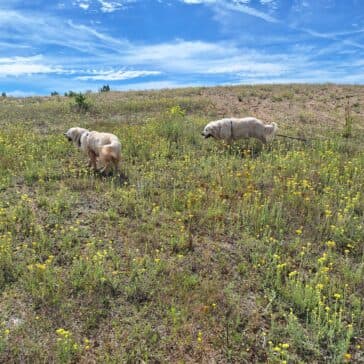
[1,0,364,96]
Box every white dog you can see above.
[202,117,278,144]
[65,127,121,174]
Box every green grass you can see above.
[0,84,363,363]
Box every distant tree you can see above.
[1,92,6,98]
[66,91,77,97]
[51,91,59,96]
[100,85,110,92]
[73,93,89,112]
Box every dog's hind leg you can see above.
[112,157,121,173]
[99,153,112,175]
[88,150,98,170]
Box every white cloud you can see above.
[79,3,90,10]
[77,69,161,80]
[73,0,136,12]
[114,80,202,90]
[205,61,285,75]
[179,0,278,23]
[181,1,364,52]
[0,10,131,56]
[124,40,235,63]
[6,90,39,97]
[98,0,122,12]
[219,1,278,22]
[0,56,65,76]
[295,27,364,51]
[73,0,91,10]
[122,40,290,77]
[259,0,277,10]
[67,20,130,49]
[181,0,216,4]
[0,41,31,49]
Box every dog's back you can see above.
[87,131,121,168]
[226,117,263,140]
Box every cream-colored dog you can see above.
[202,117,278,144]
[65,127,121,174]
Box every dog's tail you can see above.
[265,122,278,135]
[101,139,122,167]
[264,122,278,142]
[271,122,278,134]
[103,142,121,159]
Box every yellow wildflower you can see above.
[35,263,46,271]
[318,253,328,264]
[326,240,336,248]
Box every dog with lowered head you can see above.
[202,117,278,144]
[65,127,121,174]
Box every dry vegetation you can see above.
[0,84,363,363]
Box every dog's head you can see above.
[201,122,216,139]
[64,128,73,142]
[64,127,89,148]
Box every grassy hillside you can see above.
[0,84,363,363]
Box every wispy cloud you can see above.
[179,0,364,53]
[180,0,278,23]
[78,2,90,10]
[67,20,130,49]
[204,61,285,75]
[296,27,364,51]
[6,90,40,97]
[114,80,202,90]
[122,40,291,77]
[222,1,278,23]
[0,55,66,76]
[73,0,136,12]
[180,0,219,4]
[98,0,123,13]
[0,9,130,56]
[77,69,162,80]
